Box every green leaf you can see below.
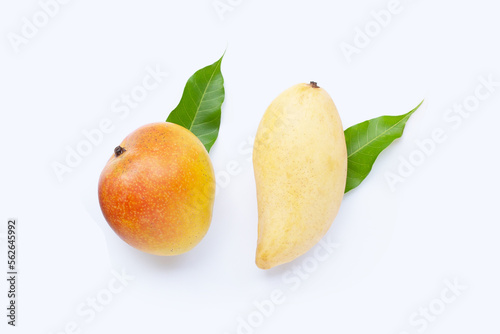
[344,101,423,193]
[167,53,225,152]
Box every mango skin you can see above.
[98,122,215,256]
[253,83,347,269]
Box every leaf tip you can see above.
[217,49,226,64]
[410,99,425,114]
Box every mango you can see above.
[98,122,215,256]
[253,82,347,269]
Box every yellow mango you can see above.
[253,82,347,269]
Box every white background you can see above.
[1,0,499,333]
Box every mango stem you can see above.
[114,146,126,157]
